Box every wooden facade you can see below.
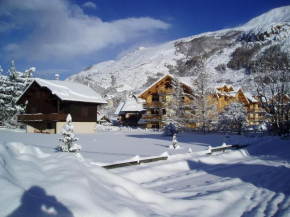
[138,75,263,129]
[138,75,193,129]
[17,80,105,134]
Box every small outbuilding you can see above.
[114,95,146,127]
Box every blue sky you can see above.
[0,0,289,79]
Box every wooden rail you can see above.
[207,144,249,155]
[18,113,97,122]
[102,156,168,169]
[18,113,67,122]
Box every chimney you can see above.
[55,74,59,81]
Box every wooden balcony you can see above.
[157,89,172,96]
[18,113,96,122]
[141,114,162,121]
[143,102,162,108]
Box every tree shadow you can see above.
[8,186,73,217]
[155,143,170,148]
[127,133,218,148]
[127,133,171,141]
[186,158,290,195]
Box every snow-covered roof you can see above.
[138,74,194,97]
[19,78,107,104]
[115,96,145,115]
[115,102,125,115]
[97,114,108,121]
[179,77,194,88]
[244,92,258,103]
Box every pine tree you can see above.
[57,114,81,153]
[218,102,247,135]
[0,61,34,128]
[190,58,217,133]
[171,133,179,149]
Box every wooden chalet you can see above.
[138,74,193,129]
[138,74,263,129]
[17,78,107,134]
[215,84,263,125]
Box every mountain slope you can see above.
[66,6,290,95]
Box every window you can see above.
[81,107,89,116]
[150,109,159,115]
[165,83,172,89]
[162,109,166,115]
[152,94,159,102]
[151,124,159,129]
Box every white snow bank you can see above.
[0,142,172,217]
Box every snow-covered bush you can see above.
[162,122,177,136]
[218,102,247,135]
[57,114,81,153]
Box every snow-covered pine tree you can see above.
[218,102,247,135]
[57,114,81,153]
[171,133,179,149]
[190,57,217,133]
[0,61,34,128]
[166,71,186,130]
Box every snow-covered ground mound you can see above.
[0,142,171,216]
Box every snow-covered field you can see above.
[1,129,290,217]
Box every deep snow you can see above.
[0,129,289,217]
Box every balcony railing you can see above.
[143,102,162,108]
[18,113,96,122]
[143,101,192,109]
[141,114,162,121]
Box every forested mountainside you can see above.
[66,6,290,95]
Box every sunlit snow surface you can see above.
[0,129,290,217]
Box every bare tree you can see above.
[190,57,218,133]
[254,45,290,136]
[166,71,186,130]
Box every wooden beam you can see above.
[102,156,168,169]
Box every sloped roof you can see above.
[244,92,258,103]
[97,114,109,121]
[18,78,107,104]
[138,74,194,98]
[115,96,145,115]
[114,102,125,115]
